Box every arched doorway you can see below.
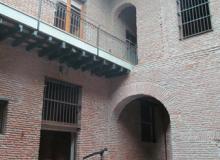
[113,3,138,64]
[113,95,171,160]
[118,5,137,45]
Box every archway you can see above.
[113,3,138,64]
[111,95,171,160]
[119,5,137,44]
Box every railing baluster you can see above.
[97,25,101,55]
[37,0,42,30]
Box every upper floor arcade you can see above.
[0,0,138,78]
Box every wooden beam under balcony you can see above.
[38,41,61,57]
[12,29,38,47]
[47,42,67,60]
[26,36,53,51]
[58,48,79,64]
[105,67,129,78]
[72,54,93,69]
[81,56,101,71]
[0,22,20,41]
[93,63,117,76]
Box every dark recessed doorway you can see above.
[39,130,72,160]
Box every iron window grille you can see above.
[42,78,82,124]
[54,2,81,37]
[0,100,8,134]
[177,0,212,39]
[54,2,66,30]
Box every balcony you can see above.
[0,0,138,78]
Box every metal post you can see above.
[96,25,101,56]
[70,133,75,160]
[37,0,43,30]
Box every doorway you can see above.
[115,96,171,159]
[39,130,74,160]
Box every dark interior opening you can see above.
[39,130,72,160]
[119,5,137,45]
[140,98,156,143]
[0,100,8,134]
[119,96,170,143]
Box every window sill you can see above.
[179,29,213,41]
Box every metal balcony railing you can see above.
[0,0,138,65]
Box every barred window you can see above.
[177,0,212,39]
[140,100,156,143]
[0,100,8,134]
[54,3,66,30]
[54,2,81,37]
[42,78,81,124]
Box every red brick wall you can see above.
[0,40,110,159]
[0,0,220,159]
[0,40,171,160]
[109,0,220,159]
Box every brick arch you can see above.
[111,0,137,29]
[110,82,175,120]
[110,82,174,160]
[112,1,136,19]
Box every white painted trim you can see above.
[0,3,38,29]
[72,0,82,10]
[58,0,82,9]
[99,49,134,70]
